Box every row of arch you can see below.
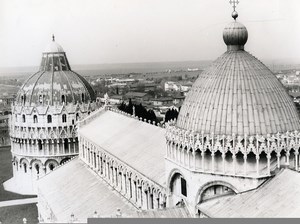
[80,138,167,210]
[166,141,300,177]
[168,169,238,216]
[12,156,71,177]
[19,92,86,105]
[20,114,71,124]
[11,137,78,156]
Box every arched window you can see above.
[38,140,43,151]
[24,163,27,173]
[62,114,67,123]
[61,95,66,103]
[49,164,55,171]
[22,114,26,123]
[64,139,69,152]
[76,113,80,121]
[81,93,85,102]
[33,115,38,123]
[35,164,40,174]
[47,115,52,123]
[39,95,43,104]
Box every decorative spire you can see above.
[229,0,239,20]
[52,34,55,42]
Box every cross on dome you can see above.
[229,0,239,20]
[229,0,239,11]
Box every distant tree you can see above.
[118,101,157,123]
[165,108,179,123]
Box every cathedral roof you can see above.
[176,19,300,136]
[198,169,300,218]
[38,158,135,222]
[15,36,96,106]
[79,109,166,187]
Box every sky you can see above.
[0,0,300,68]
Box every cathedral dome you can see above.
[16,37,96,106]
[176,21,300,136]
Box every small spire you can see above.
[229,0,239,20]
[52,34,55,42]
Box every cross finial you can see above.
[52,34,55,42]
[229,0,239,11]
[229,0,239,20]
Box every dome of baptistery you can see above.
[176,21,300,136]
[7,36,98,195]
[16,36,96,106]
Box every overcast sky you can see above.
[0,0,300,67]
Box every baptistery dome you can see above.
[176,21,300,136]
[16,37,96,106]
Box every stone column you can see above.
[256,155,260,177]
[187,151,191,169]
[295,152,299,171]
[243,154,247,176]
[267,153,271,176]
[286,152,290,166]
[142,188,148,210]
[73,139,76,154]
[233,154,236,175]
[211,152,215,173]
[56,140,59,156]
[222,153,226,173]
[201,151,205,171]
[277,153,280,169]
[51,140,55,155]
[193,152,196,170]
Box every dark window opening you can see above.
[47,115,52,123]
[64,139,69,152]
[33,115,38,123]
[24,163,27,173]
[35,164,40,174]
[72,119,75,125]
[22,115,26,123]
[76,113,80,121]
[38,140,43,151]
[181,177,187,197]
[82,93,85,102]
[39,95,43,104]
[61,95,66,103]
[49,164,55,171]
[62,114,67,123]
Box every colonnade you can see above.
[80,136,167,211]
[11,137,78,156]
[166,141,300,177]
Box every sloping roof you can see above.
[125,92,148,98]
[79,110,166,187]
[38,158,136,222]
[198,169,300,218]
[134,207,191,218]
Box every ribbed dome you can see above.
[176,22,300,136]
[16,38,96,106]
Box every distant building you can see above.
[164,81,180,92]
[151,97,173,106]
[125,92,149,103]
